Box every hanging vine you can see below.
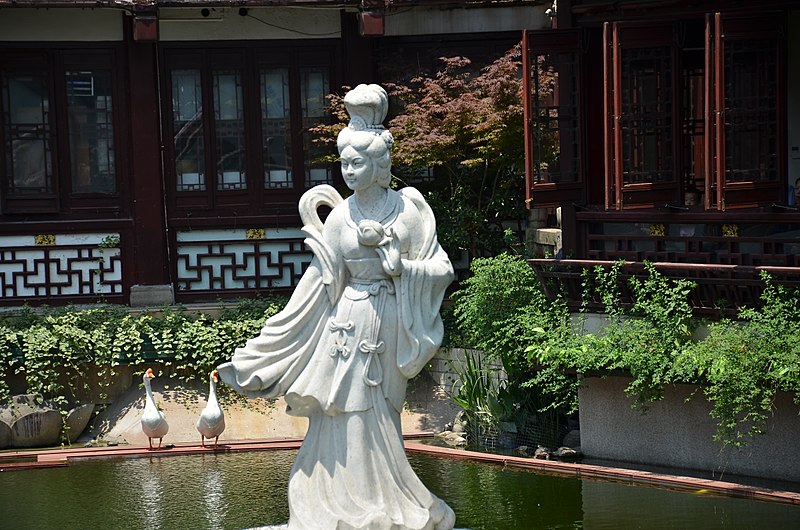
[0,297,287,414]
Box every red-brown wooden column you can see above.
[124,14,172,306]
[340,10,376,87]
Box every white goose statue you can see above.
[196,369,225,447]
[141,368,169,450]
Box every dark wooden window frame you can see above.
[603,22,679,210]
[597,13,785,212]
[706,12,787,211]
[523,11,790,211]
[0,45,128,218]
[522,28,586,208]
[161,41,340,220]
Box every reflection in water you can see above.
[411,455,584,530]
[581,480,800,530]
[141,458,165,529]
[0,451,798,530]
[203,458,226,530]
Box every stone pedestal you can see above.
[129,284,174,307]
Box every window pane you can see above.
[172,69,205,191]
[261,68,292,189]
[213,70,246,191]
[67,70,115,193]
[620,47,673,185]
[724,39,778,184]
[2,72,53,193]
[301,67,331,188]
[681,53,705,199]
[531,51,580,185]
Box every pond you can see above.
[1,450,798,530]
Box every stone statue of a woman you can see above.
[218,84,456,530]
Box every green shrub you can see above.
[674,273,800,446]
[452,255,800,447]
[452,253,572,445]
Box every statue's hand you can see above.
[376,227,403,277]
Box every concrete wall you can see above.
[579,375,800,482]
[0,5,548,42]
[385,5,549,36]
[0,8,123,41]
[157,5,548,40]
[158,7,341,40]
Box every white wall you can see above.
[0,8,123,41]
[0,5,547,42]
[158,7,341,41]
[385,5,549,36]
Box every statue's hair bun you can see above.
[338,84,393,151]
[344,84,389,131]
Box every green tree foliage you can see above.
[452,254,571,443]
[525,262,697,413]
[454,253,557,377]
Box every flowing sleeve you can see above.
[395,188,454,379]
[217,258,332,398]
[217,185,344,398]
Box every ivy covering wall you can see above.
[0,298,287,414]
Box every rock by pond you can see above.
[435,430,468,448]
[10,409,62,448]
[0,420,11,449]
[65,403,95,443]
[0,394,95,448]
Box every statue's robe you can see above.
[219,185,455,530]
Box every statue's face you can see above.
[340,145,375,192]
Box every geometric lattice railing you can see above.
[579,216,800,267]
[529,258,800,317]
[175,228,313,297]
[0,233,122,304]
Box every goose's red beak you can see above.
[212,370,219,383]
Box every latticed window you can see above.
[0,49,123,214]
[172,69,205,192]
[522,29,583,208]
[2,73,52,196]
[619,46,673,186]
[301,67,331,189]
[213,70,246,191]
[603,23,677,209]
[524,14,785,212]
[163,46,335,213]
[708,13,785,209]
[723,40,778,184]
[67,70,116,194]
[261,68,292,190]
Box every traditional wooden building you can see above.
[0,0,545,306]
[523,0,800,313]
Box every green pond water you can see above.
[0,450,798,530]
